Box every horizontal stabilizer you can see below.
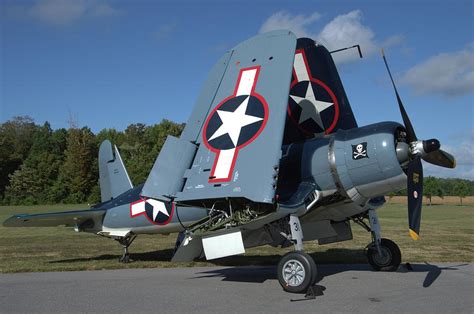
[3,208,106,228]
[99,140,133,202]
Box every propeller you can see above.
[381,49,456,240]
[407,156,423,240]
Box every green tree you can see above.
[0,116,38,199]
[453,181,469,205]
[58,127,98,203]
[4,122,64,204]
[119,123,148,184]
[96,128,123,147]
[118,121,184,185]
[0,116,37,159]
[424,176,440,206]
[436,186,444,200]
[0,134,18,201]
[387,192,396,201]
[51,128,68,156]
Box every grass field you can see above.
[387,196,474,206]
[0,203,473,273]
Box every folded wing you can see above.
[284,38,358,144]
[142,31,297,205]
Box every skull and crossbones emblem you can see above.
[352,142,368,160]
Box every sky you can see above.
[1,0,473,179]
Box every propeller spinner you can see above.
[381,49,456,240]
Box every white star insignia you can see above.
[290,82,333,130]
[147,199,170,221]
[208,96,263,146]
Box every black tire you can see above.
[366,238,401,271]
[307,253,318,286]
[277,251,317,293]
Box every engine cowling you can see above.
[277,121,407,206]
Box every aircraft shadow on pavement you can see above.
[193,260,468,288]
[317,262,468,288]
[194,266,277,283]
[51,248,467,289]
[50,247,366,264]
[410,262,468,287]
[50,249,175,263]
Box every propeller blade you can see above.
[423,149,457,169]
[407,156,423,240]
[381,49,417,143]
[423,139,440,154]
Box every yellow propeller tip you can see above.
[409,229,419,240]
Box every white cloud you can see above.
[400,45,474,97]
[317,10,378,63]
[447,129,474,167]
[381,35,405,49]
[259,11,321,38]
[424,163,474,180]
[25,0,120,26]
[89,3,121,18]
[424,128,474,179]
[258,10,402,64]
[29,0,86,25]
[153,23,178,40]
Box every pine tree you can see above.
[58,127,98,203]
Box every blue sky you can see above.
[1,0,473,179]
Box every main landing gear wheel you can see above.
[277,251,317,293]
[366,238,401,271]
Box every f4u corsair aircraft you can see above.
[4,31,455,293]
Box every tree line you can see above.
[390,177,473,205]
[0,116,472,206]
[0,116,184,205]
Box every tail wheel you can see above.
[277,251,317,293]
[367,238,401,271]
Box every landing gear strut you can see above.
[355,209,401,271]
[277,215,317,293]
[116,234,136,263]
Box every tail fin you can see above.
[98,140,133,202]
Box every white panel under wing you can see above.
[202,231,245,260]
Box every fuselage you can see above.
[96,121,407,238]
[91,184,208,236]
[277,121,407,222]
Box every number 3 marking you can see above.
[293,222,299,231]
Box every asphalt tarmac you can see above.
[1,263,473,313]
